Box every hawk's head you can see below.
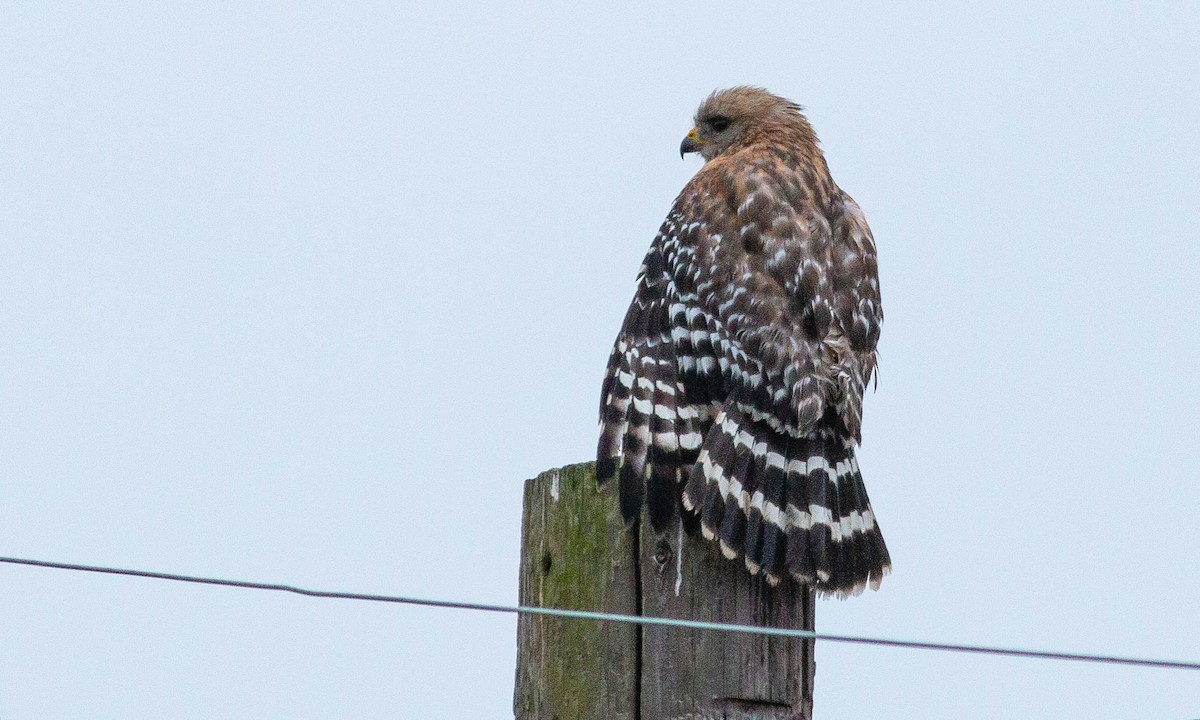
[680,86,815,162]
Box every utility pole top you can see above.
[514,462,815,720]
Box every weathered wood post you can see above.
[514,462,815,720]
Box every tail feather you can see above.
[842,458,872,590]
[688,402,891,597]
[617,352,653,524]
[718,494,745,560]
[785,526,815,584]
[824,434,851,589]
[784,441,817,584]
[645,340,682,532]
[718,416,754,560]
[596,345,632,484]
[601,317,713,531]
[759,522,787,583]
[867,517,892,591]
[675,394,708,537]
[842,451,891,592]
[698,472,725,541]
[743,501,765,575]
[758,433,790,583]
[743,428,781,577]
[683,404,733,515]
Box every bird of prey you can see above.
[597,87,890,598]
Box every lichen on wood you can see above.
[514,463,638,720]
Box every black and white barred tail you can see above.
[595,332,890,596]
[680,402,890,598]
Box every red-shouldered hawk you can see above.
[597,87,890,598]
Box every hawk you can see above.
[597,87,890,597]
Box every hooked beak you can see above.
[679,127,704,159]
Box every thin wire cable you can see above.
[2,554,1197,671]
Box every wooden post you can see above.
[515,462,815,720]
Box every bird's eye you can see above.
[708,115,731,132]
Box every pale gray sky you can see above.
[2,2,1199,718]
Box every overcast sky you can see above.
[2,2,1199,718]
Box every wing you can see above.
[596,209,718,531]
[597,166,834,531]
[672,161,836,437]
[597,164,884,552]
[667,165,890,593]
[675,168,883,441]
[826,192,883,440]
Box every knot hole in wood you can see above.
[653,536,673,572]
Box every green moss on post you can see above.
[513,463,638,720]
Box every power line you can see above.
[1,554,1197,672]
